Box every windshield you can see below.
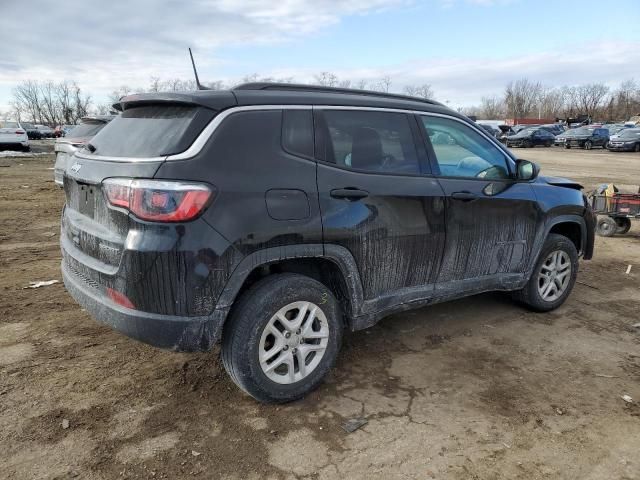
[66,121,107,139]
[572,128,594,135]
[22,123,34,129]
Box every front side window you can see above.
[318,110,420,175]
[420,115,510,180]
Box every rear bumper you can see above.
[62,261,226,352]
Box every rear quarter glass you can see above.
[88,104,215,158]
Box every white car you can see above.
[0,120,30,151]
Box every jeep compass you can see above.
[60,83,595,403]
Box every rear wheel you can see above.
[614,217,632,234]
[584,140,593,150]
[565,144,571,149]
[545,140,552,147]
[635,143,640,153]
[221,273,343,403]
[513,234,578,312]
[22,145,30,152]
[596,216,617,237]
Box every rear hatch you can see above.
[61,102,220,277]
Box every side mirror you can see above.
[515,159,539,181]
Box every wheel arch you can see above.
[215,244,364,329]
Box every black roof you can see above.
[115,82,451,116]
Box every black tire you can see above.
[603,141,609,149]
[584,140,592,150]
[614,217,631,234]
[545,140,552,147]
[22,145,31,152]
[596,216,617,237]
[565,144,571,149]
[512,234,578,312]
[635,143,640,153]
[221,273,343,403]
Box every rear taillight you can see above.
[16,130,25,135]
[103,178,213,222]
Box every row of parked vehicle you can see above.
[478,122,640,153]
[0,117,113,153]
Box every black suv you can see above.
[565,127,609,149]
[60,84,595,403]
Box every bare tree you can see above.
[613,79,639,120]
[404,84,434,99]
[313,72,339,87]
[148,77,162,92]
[354,79,368,90]
[504,78,542,119]
[478,95,504,119]
[575,83,609,118]
[12,80,43,124]
[371,76,392,93]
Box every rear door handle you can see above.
[451,191,477,202]
[330,188,369,200]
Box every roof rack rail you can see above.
[232,82,442,106]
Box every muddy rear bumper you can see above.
[62,261,226,352]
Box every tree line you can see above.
[466,78,640,122]
[9,80,92,125]
[6,74,638,125]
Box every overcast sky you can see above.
[1,0,639,112]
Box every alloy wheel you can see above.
[537,250,572,302]
[259,301,330,384]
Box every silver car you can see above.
[54,116,115,186]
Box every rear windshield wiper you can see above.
[86,143,96,153]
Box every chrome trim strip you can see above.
[74,150,167,163]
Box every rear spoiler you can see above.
[114,91,237,112]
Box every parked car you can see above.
[539,124,565,136]
[60,83,595,403]
[505,127,555,148]
[53,116,115,186]
[20,122,43,140]
[607,128,640,152]
[564,127,609,149]
[36,125,55,138]
[477,123,499,137]
[606,124,630,137]
[0,120,30,151]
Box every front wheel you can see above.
[635,143,640,153]
[513,234,578,312]
[221,273,343,403]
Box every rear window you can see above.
[88,105,212,158]
[1,121,19,128]
[66,121,107,139]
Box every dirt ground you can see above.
[1,142,639,480]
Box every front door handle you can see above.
[330,188,369,200]
[451,191,477,202]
